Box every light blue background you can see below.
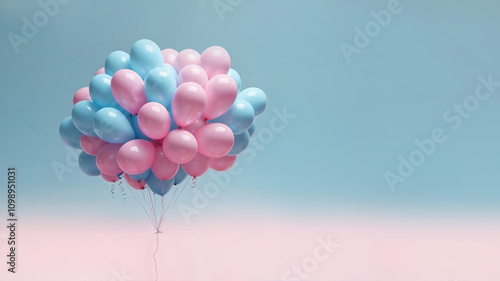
[1,0,499,222]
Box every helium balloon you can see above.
[117,139,155,175]
[163,129,198,164]
[162,48,178,66]
[111,69,148,115]
[182,153,210,178]
[238,87,267,117]
[144,66,177,109]
[124,173,146,190]
[227,68,241,92]
[171,82,206,127]
[89,74,122,110]
[129,168,151,181]
[96,143,123,175]
[248,122,255,137]
[210,155,237,172]
[137,102,171,140]
[93,108,135,143]
[228,131,250,156]
[131,115,150,140]
[78,151,100,176]
[195,123,234,158]
[177,64,208,87]
[146,173,174,196]
[209,99,254,135]
[73,87,91,105]
[184,117,206,134]
[72,100,100,137]
[59,116,83,149]
[105,50,130,76]
[174,49,200,72]
[174,165,188,185]
[199,46,231,78]
[130,39,164,79]
[95,68,105,75]
[80,135,108,156]
[101,173,120,183]
[151,145,179,180]
[203,74,238,119]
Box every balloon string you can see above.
[111,183,115,198]
[191,177,197,188]
[153,230,160,281]
[125,183,156,228]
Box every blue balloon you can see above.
[131,115,150,140]
[105,50,130,76]
[248,122,255,137]
[93,108,135,143]
[130,39,164,79]
[209,99,255,135]
[146,172,174,196]
[174,166,188,185]
[72,101,100,137]
[227,68,241,92]
[59,116,83,149]
[130,168,151,181]
[78,151,100,176]
[228,131,250,156]
[89,74,127,114]
[238,87,267,117]
[144,66,177,109]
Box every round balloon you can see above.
[174,49,200,72]
[177,64,208,87]
[162,129,198,164]
[181,153,210,178]
[72,100,100,137]
[238,87,267,117]
[117,139,155,175]
[199,46,231,78]
[78,151,100,176]
[73,87,91,105]
[89,74,124,111]
[93,107,135,143]
[162,48,178,66]
[124,173,146,190]
[195,123,234,158]
[203,74,238,119]
[151,145,179,180]
[130,39,164,79]
[227,68,241,92]
[129,168,151,181]
[144,66,177,109]
[110,69,148,115]
[228,131,250,156]
[171,82,206,127]
[137,102,171,140]
[59,116,83,149]
[209,99,254,135]
[80,135,108,156]
[96,143,123,175]
[105,50,130,76]
[210,155,237,172]
[101,173,120,183]
[146,173,174,196]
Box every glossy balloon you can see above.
[73,87,91,105]
[209,99,254,135]
[80,135,108,156]
[138,102,171,140]
[96,143,123,175]
[130,39,164,78]
[199,46,231,78]
[227,68,241,92]
[144,66,177,109]
[210,155,237,172]
[93,108,135,143]
[111,69,148,115]
[59,116,83,149]
[162,48,178,66]
[151,145,179,180]
[174,49,200,72]
[131,115,150,140]
[146,173,174,196]
[105,50,130,76]
[78,151,100,176]
[162,129,198,164]
[124,173,146,190]
[203,74,238,119]
[238,87,267,117]
[89,74,122,110]
[177,64,208,87]
[228,131,250,156]
[117,139,155,175]
[182,153,210,177]
[72,100,100,137]
[195,123,234,158]
[171,82,206,127]
[129,168,151,181]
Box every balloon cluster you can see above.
[59,39,267,196]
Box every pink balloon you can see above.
[111,69,147,114]
[195,123,234,158]
[171,82,206,127]
[199,46,231,79]
[96,144,123,175]
[162,48,178,66]
[124,173,146,190]
[203,74,238,119]
[101,173,120,183]
[151,145,179,180]
[174,49,200,72]
[177,64,208,87]
[117,139,155,175]
[162,129,198,164]
[138,102,171,140]
[95,67,105,75]
[182,153,210,178]
[184,117,207,134]
[73,87,92,105]
[80,135,108,156]
[210,155,237,172]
